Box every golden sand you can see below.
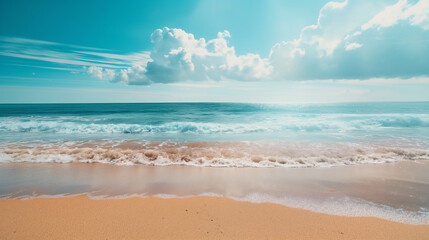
[0,196,428,240]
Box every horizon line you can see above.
[1,100,429,105]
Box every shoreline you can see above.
[1,161,429,224]
[1,196,429,240]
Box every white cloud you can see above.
[88,1,429,84]
[92,27,272,85]
[362,0,429,30]
[0,37,150,70]
[344,31,361,41]
[345,42,363,50]
[146,27,272,83]
[269,0,429,80]
[86,66,115,80]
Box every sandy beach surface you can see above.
[1,196,429,240]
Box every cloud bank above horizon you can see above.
[88,0,429,84]
[2,0,429,85]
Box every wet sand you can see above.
[1,196,428,240]
[1,161,429,223]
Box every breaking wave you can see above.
[1,140,428,167]
[1,114,429,134]
[0,121,277,134]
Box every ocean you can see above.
[1,102,429,224]
[1,102,429,167]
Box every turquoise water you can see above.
[1,102,429,167]
[2,102,429,224]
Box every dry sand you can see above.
[1,196,428,240]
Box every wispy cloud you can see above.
[0,36,109,51]
[0,36,150,71]
[3,63,83,72]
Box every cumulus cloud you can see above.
[86,66,115,80]
[93,28,272,85]
[269,0,429,80]
[146,28,272,83]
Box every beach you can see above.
[1,196,429,240]
[1,0,429,237]
[1,103,429,238]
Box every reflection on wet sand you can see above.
[1,161,429,223]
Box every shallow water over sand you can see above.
[1,161,428,224]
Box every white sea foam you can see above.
[1,114,429,135]
[232,193,429,225]
[1,140,428,168]
[6,190,427,224]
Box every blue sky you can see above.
[0,0,429,103]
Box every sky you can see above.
[0,0,429,103]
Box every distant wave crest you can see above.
[1,114,429,134]
[0,121,273,134]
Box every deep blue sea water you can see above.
[1,102,429,167]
